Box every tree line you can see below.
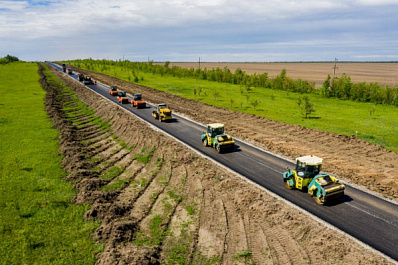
[322,74,398,106]
[70,59,398,107]
[0,55,19,64]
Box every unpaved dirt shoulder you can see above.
[68,66,398,200]
[41,64,394,264]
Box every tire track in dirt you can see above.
[42,63,394,264]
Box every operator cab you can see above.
[207,123,224,137]
[133,94,142,100]
[118,91,126,97]
[295,155,322,178]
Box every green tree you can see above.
[251,100,259,110]
[298,96,315,118]
[212,91,220,101]
[0,54,19,64]
[321,75,331,97]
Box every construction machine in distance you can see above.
[77,73,84,81]
[82,75,96,85]
[117,91,129,104]
[109,86,118,96]
[62,64,66,72]
[201,123,235,153]
[131,93,146,108]
[152,103,172,122]
[283,155,345,205]
[66,68,73,75]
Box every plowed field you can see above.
[159,62,398,88]
[42,63,396,264]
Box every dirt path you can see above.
[69,65,398,201]
[39,63,395,264]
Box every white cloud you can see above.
[0,0,397,61]
[0,0,356,38]
[0,0,29,11]
[355,0,398,5]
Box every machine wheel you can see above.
[283,175,295,189]
[313,189,326,205]
[202,139,208,147]
[215,144,221,153]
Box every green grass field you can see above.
[0,62,101,264]
[72,63,398,152]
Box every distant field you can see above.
[157,62,398,88]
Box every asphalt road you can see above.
[49,63,398,262]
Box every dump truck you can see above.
[117,91,129,104]
[82,75,96,85]
[201,123,235,153]
[283,155,345,205]
[152,103,172,122]
[109,86,118,96]
[131,93,146,108]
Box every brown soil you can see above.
[39,63,396,264]
[157,62,398,88]
[69,65,398,201]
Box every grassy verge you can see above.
[0,62,102,264]
[70,62,398,152]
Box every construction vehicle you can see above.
[201,123,235,153]
[152,103,172,122]
[77,73,84,81]
[117,91,129,104]
[62,64,66,72]
[82,75,96,85]
[131,93,146,108]
[283,155,345,205]
[66,68,73,75]
[109,86,118,96]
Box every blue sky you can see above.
[1,0,397,62]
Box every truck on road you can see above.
[131,93,146,109]
[283,155,345,205]
[201,123,235,153]
[152,103,172,122]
